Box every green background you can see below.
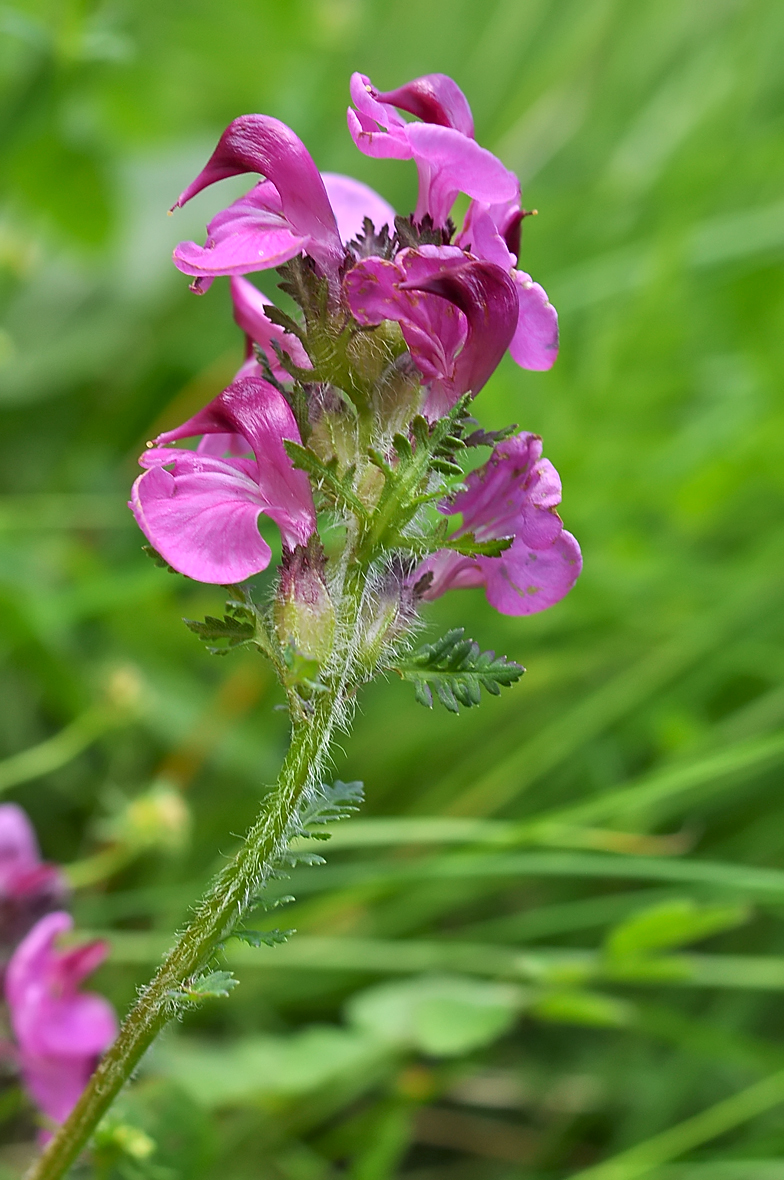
[1,0,784,1176]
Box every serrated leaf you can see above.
[443,533,514,558]
[393,628,525,712]
[232,928,295,948]
[262,304,305,340]
[176,970,239,1002]
[142,544,182,576]
[464,424,518,448]
[283,440,368,519]
[183,614,256,655]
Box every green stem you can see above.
[25,680,349,1180]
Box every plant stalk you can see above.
[25,676,350,1180]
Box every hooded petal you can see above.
[321,173,396,243]
[153,377,316,548]
[173,181,308,280]
[478,531,582,615]
[133,378,316,581]
[403,257,519,400]
[508,271,559,371]
[348,73,517,227]
[375,73,474,137]
[173,116,343,272]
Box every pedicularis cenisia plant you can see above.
[27,71,582,1180]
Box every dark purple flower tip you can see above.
[401,259,519,396]
[374,73,475,138]
[172,115,343,272]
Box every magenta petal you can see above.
[375,73,474,138]
[343,250,468,412]
[22,1054,93,1127]
[450,433,563,546]
[322,173,396,243]
[457,203,517,269]
[349,72,407,130]
[6,912,71,1009]
[403,258,519,397]
[173,115,343,271]
[413,550,485,600]
[479,531,582,616]
[32,993,117,1058]
[173,229,306,278]
[508,271,559,371]
[131,462,273,584]
[5,911,117,1129]
[0,805,40,876]
[405,123,518,224]
[347,107,412,160]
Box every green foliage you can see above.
[283,440,367,518]
[174,971,240,1003]
[3,0,784,1175]
[230,928,295,949]
[182,613,255,656]
[605,899,750,960]
[394,628,525,711]
[442,532,514,558]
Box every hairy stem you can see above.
[26,663,352,1180]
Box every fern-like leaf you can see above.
[393,629,524,713]
[284,441,368,519]
[183,614,255,655]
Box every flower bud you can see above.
[274,543,335,667]
[357,562,416,674]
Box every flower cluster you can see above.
[131,70,580,654]
[0,806,116,1137]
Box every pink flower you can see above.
[5,912,117,1132]
[130,376,316,584]
[0,805,67,961]
[348,71,558,372]
[348,72,518,227]
[414,433,581,615]
[344,246,519,417]
[171,112,395,287]
[457,202,559,372]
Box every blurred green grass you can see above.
[2,0,784,1176]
